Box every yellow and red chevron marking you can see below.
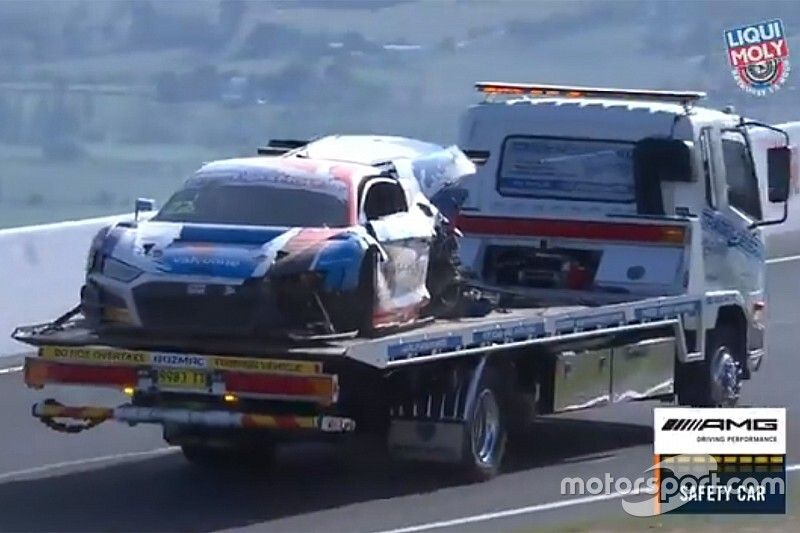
[32,401,321,431]
[35,403,113,422]
[241,414,318,430]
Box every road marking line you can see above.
[0,365,22,375]
[373,463,800,533]
[0,447,178,483]
[767,254,800,264]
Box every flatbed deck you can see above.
[13,293,704,369]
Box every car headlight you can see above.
[102,257,143,282]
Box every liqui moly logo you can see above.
[724,19,790,95]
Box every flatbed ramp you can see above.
[13,294,705,369]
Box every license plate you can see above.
[156,369,209,391]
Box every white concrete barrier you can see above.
[0,214,132,357]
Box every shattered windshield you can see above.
[498,136,636,204]
[154,184,349,227]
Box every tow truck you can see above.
[13,82,796,480]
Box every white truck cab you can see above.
[454,82,794,387]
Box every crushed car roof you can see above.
[298,135,446,165]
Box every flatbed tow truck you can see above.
[12,82,797,480]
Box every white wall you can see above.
[0,214,131,357]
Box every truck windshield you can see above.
[154,184,350,227]
[498,136,635,204]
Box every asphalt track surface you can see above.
[1,258,799,532]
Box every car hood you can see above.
[102,221,354,280]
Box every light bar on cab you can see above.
[475,82,706,106]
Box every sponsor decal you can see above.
[39,346,321,375]
[555,311,625,332]
[187,283,206,295]
[210,357,322,375]
[40,346,149,365]
[705,293,738,306]
[725,19,790,95]
[191,168,349,201]
[701,209,764,260]
[654,408,785,455]
[151,353,208,369]
[635,299,701,320]
[387,336,463,360]
[472,322,545,344]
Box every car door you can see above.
[360,177,435,320]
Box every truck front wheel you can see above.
[460,366,507,481]
[677,325,742,407]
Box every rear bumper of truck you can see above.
[32,400,355,433]
[22,342,359,436]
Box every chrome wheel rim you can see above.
[710,346,740,406]
[471,389,500,465]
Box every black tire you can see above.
[181,441,277,470]
[459,366,508,482]
[676,324,743,407]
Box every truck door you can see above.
[701,126,765,293]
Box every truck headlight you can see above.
[102,257,143,282]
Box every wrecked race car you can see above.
[81,138,475,339]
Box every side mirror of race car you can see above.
[135,198,156,221]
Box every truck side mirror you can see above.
[767,146,791,203]
[135,198,156,221]
[633,138,693,183]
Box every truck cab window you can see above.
[722,138,762,221]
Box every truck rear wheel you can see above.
[460,366,507,481]
[677,324,742,407]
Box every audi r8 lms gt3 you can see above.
[81,138,475,339]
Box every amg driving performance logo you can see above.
[661,418,779,431]
[651,408,787,515]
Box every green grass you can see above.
[0,141,228,228]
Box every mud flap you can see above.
[388,419,466,462]
[387,356,488,463]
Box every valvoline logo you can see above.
[724,19,790,95]
[160,244,258,278]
